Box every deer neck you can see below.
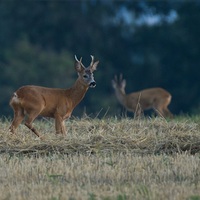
[114,89,127,106]
[68,78,89,107]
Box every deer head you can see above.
[75,55,99,88]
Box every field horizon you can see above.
[0,116,200,200]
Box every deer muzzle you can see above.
[89,81,96,88]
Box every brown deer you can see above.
[112,74,173,118]
[9,55,99,138]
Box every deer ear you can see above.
[91,61,99,72]
[75,62,86,73]
[74,55,85,73]
[75,62,83,73]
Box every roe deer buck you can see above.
[9,55,99,138]
[112,74,173,118]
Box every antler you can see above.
[90,55,94,66]
[119,73,123,83]
[74,55,82,63]
[113,74,126,88]
[114,75,118,83]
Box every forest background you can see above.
[0,0,200,118]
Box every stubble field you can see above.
[0,116,200,200]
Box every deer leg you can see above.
[9,107,25,134]
[154,98,173,118]
[155,106,166,118]
[155,109,164,117]
[163,108,173,118]
[55,114,66,135]
[24,111,41,137]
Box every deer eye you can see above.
[83,74,88,79]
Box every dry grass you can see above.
[0,116,200,200]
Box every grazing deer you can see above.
[9,55,99,138]
[112,74,173,118]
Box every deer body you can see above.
[112,75,173,118]
[9,55,99,137]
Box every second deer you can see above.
[9,55,99,138]
[112,74,173,118]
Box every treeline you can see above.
[1,0,200,117]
